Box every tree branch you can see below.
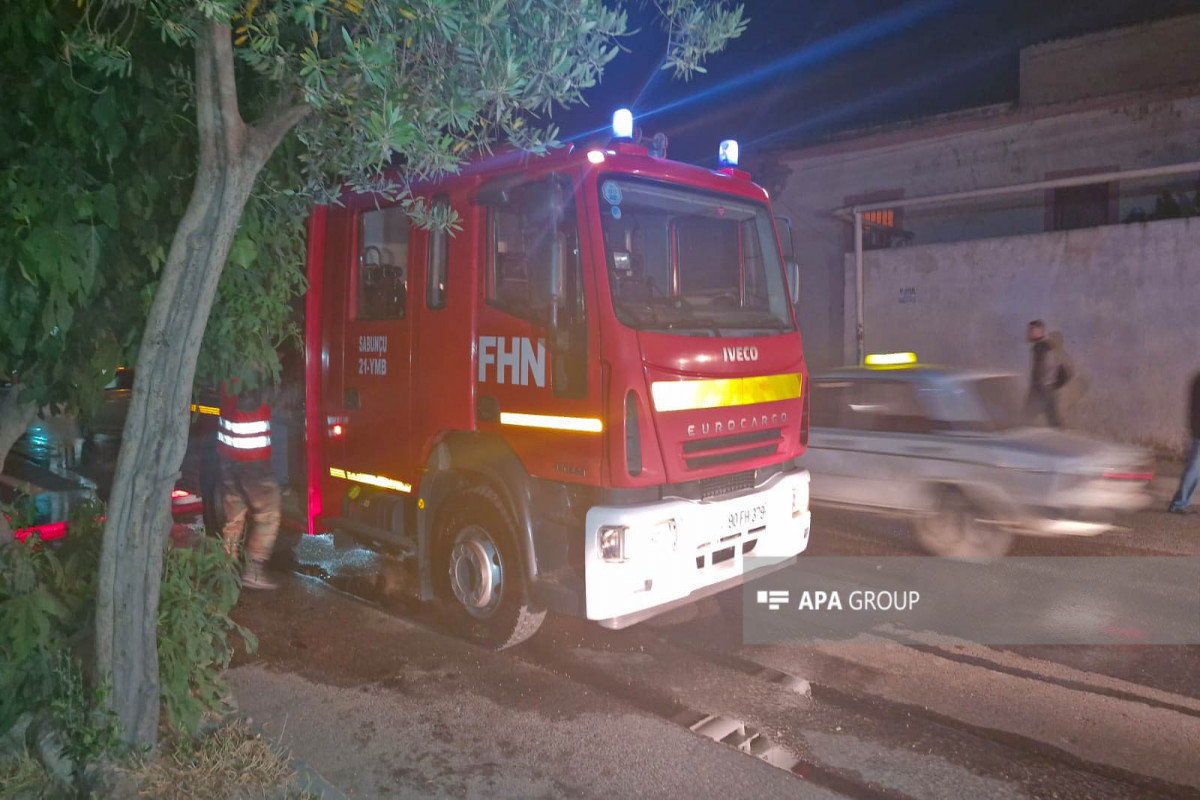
[208,19,245,153]
[250,102,312,160]
[193,20,219,167]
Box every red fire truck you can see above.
[304,112,812,648]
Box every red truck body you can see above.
[305,136,812,643]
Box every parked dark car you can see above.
[2,368,214,532]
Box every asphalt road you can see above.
[229,506,1200,799]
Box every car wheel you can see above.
[438,487,545,649]
[915,489,1013,558]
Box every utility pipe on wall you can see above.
[854,210,864,365]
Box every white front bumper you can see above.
[584,470,811,628]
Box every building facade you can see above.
[767,13,1200,450]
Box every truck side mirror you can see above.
[786,261,800,305]
[775,215,799,305]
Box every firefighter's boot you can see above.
[241,560,278,590]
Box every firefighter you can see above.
[217,370,281,590]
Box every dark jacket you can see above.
[1188,373,1200,440]
[1030,340,1060,391]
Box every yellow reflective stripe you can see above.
[190,404,219,416]
[328,466,412,493]
[499,412,604,433]
[651,373,803,412]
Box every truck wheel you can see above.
[438,488,545,649]
[914,489,1013,558]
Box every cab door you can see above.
[339,203,414,486]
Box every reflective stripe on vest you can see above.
[220,417,271,436]
[217,384,272,461]
[217,432,271,451]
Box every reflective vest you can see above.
[218,384,272,461]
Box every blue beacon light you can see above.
[613,108,634,139]
[718,139,739,168]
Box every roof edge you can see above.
[773,81,1200,165]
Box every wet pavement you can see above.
[229,505,1200,800]
[9,398,1195,796]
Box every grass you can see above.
[3,720,320,799]
[119,721,316,799]
[0,748,67,800]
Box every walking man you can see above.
[1167,372,1200,514]
[1024,320,1066,428]
[218,371,281,589]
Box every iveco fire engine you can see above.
[304,111,812,648]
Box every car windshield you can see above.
[932,375,1023,432]
[598,177,794,336]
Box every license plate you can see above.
[726,502,767,533]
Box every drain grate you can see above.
[673,711,801,770]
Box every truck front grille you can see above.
[683,428,782,471]
[698,470,756,500]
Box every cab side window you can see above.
[490,202,532,317]
[357,205,410,320]
[487,181,583,326]
[484,178,588,397]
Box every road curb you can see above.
[235,712,351,800]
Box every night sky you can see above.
[554,0,1200,165]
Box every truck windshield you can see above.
[598,177,794,336]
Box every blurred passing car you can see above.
[801,354,1153,556]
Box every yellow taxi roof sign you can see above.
[864,352,917,366]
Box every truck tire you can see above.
[437,487,546,649]
[914,488,1013,558]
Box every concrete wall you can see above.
[841,217,1200,452]
[1020,14,1200,107]
[774,90,1200,371]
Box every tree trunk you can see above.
[94,20,280,747]
[0,384,39,541]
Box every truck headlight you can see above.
[598,520,677,562]
[599,526,626,562]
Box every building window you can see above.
[357,205,410,320]
[1050,183,1111,231]
[862,209,898,250]
[863,209,894,228]
[843,191,911,251]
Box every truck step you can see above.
[321,516,416,557]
